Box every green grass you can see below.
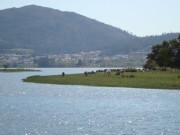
[0,68,40,72]
[23,71,180,90]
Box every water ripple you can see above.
[0,68,180,134]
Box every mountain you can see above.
[0,5,179,55]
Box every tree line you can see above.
[144,34,180,70]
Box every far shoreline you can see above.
[0,68,40,72]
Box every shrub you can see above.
[124,68,137,72]
[121,74,135,78]
[161,67,167,71]
[115,71,121,75]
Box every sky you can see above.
[0,0,180,37]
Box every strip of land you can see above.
[23,71,180,90]
[0,68,40,72]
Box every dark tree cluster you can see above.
[34,57,55,67]
[144,35,180,70]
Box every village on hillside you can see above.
[0,51,146,68]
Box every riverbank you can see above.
[23,70,180,89]
[0,68,40,72]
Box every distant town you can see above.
[0,51,147,68]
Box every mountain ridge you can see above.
[0,5,179,55]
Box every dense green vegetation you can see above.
[0,5,178,55]
[0,68,40,72]
[23,71,180,89]
[144,35,180,69]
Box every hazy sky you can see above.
[1,0,180,37]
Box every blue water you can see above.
[0,68,180,135]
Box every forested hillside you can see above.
[0,5,179,55]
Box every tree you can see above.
[143,60,157,70]
[144,35,180,69]
[76,59,83,67]
[156,47,171,69]
[178,34,180,41]
[3,63,9,70]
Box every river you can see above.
[0,68,180,135]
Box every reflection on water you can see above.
[0,68,180,134]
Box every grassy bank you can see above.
[23,70,180,89]
[0,68,40,72]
